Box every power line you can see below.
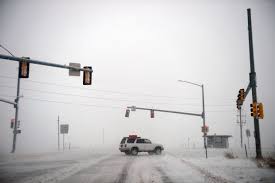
[23,96,124,109]
[0,75,199,100]
[0,95,235,113]
[0,85,235,108]
[0,85,202,106]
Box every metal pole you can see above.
[240,109,243,148]
[11,64,20,153]
[102,128,104,145]
[63,134,65,151]
[0,98,17,105]
[127,106,202,117]
[0,54,93,73]
[202,84,208,158]
[248,136,250,149]
[247,8,262,159]
[58,116,60,151]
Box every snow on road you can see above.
[0,149,275,183]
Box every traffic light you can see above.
[10,121,14,129]
[125,109,130,117]
[250,102,257,117]
[83,66,92,85]
[201,125,209,133]
[19,57,30,78]
[150,110,154,118]
[237,88,245,102]
[257,103,264,119]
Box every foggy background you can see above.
[0,0,274,154]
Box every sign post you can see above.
[60,124,69,151]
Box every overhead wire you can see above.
[0,75,196,100]
[0,84,235,108]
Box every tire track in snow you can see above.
[180,158,235,183]
[115,156,135,183]
[167,153,234,183]
[155,166,174,183]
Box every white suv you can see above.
[119,135,164,155]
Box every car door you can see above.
[136,138,145,151]
[144,139,153,151]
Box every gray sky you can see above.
[0,0,274,153]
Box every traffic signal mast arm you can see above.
[127,106,202,117]
[0,54,93,73]
[244,84,252,100]
[0,97,17,106]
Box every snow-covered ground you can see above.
[0,148,274,183]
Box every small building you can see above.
[206,135,232,148]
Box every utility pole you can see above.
[58,116,60,151]
[247,9,262,159]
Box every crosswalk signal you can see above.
[83,66,92,85]
[150,110,154,118]
[250,102,257,117]
[125,109,130,117]
[257,103,264,119]
[19,57,30,78]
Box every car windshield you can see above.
[120,138,127,144]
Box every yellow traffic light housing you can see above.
[238,89,245,101]
[250,102,257,117]
[83,66,92,85]
[257,103,264,119]
[19,57,30,78]
[150,110,154,118]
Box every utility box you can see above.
[206,134,232,148]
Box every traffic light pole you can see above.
[126,106,208,158]
[247,9,262,159]
[11,66,21,153]
[202,84,208,158]
[0,54,93,73]
[0,53,93,153]
[239,108,243,148]
[58,116,60,151]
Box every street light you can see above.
[178,80,208,158]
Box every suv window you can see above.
[144,139,151,144]
[127,138,136,143]
[120,137,127,144]
[136,139,145,143]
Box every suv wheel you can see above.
[131,148,138,156]
[155,147,162,155]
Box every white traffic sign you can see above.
[60,124,69,134]
[69,63,81,76]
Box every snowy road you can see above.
[0,150,275,183]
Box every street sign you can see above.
[60,124,69,134]
[69,63,81,76]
